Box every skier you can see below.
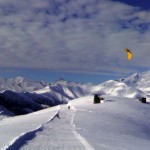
[56,112,60,119]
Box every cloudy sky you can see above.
[0,0,150,83]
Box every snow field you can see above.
[0,106,60,150]
[0,95,150,150]
[19,104,95,150]
[70,96,150,150]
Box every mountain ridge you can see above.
[0,71,150,118]
[0,76,47,92]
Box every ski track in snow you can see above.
[8,103,95,150]
[2,107,60,150]
[70,105,95,150]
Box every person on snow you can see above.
[56,112,60,119]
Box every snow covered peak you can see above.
[0,76,47,92]
[55,78,83,86]
[130,72,140,78]
[55,78,70,85]
[14,76,24,83]
[91,79,145,98]
[119,73,140,87]
[33,86,51,94]
[120,71,150,96]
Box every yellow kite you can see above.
[124,48,133,60]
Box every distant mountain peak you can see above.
[14,76,25,83]
[0,76,47,92]
[130,72,140,78]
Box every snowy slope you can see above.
[0,106,60,149]
[0,95,150,150]
[70,96,150,150]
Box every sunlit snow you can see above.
[0,71,150,149]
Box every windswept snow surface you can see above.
[1,95,150,150]
[0,106,60,149]
[19,105,94,150]
[70,96,150,150]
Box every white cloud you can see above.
[0,0,150,75]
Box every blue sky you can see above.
[0,0,150,84]
[112,0,150,10]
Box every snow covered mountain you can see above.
[0,76,47,92]
[92,80,145,98]
[0,71,150,118]
[34,79,93,101]
[120,71,150,96]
